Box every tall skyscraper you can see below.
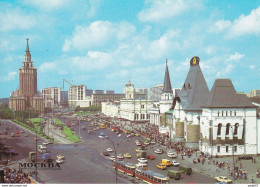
[9,39,44,112]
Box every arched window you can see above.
[217,123,222,135]
[226,123,230,135]
[226,111,228,116]
[218,111,220,116]
[234,111,236,116]
[222,111,224,116]
[230,111,232,116]
[183,83,186,90]
[188,83,191,89]
[234,123,239,135]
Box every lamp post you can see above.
[230,126,235,181]
[105,134,129,184]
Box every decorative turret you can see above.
[125,78,134,99]
[161,59,173,101]
[23,38,33,68]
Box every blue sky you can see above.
[0,0,259,98]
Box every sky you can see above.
[0,0,260,98]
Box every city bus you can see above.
[113,160,136,176]
[135,168,169,184]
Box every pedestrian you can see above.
[227,163,229,169]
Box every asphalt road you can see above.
[0,117,215,184]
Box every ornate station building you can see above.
[9,39,44,112]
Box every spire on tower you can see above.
[162,58,172,93]
[26,38,29,52]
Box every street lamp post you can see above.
[105,134,129,184]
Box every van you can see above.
[179,166,192,175]
[168,170,181,180]
[161,159,172,166]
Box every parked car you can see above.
[135,162,147,168]
[167,152,177,158]
[123,153,132,158]
[103,151,110,156]
[144,141,150,145]
[107,148,113,152]
[138,158,148,163]
[156,164,167,170]
[172,160,180,166]
[109,156,115,161]
[150,140,156,144]
[117,154,124,159]
[136,148,142,152]
[136,141,142,146]
[154,149,163,154]
[11,133,15,137]
[148,154,155,160]
[215,176,232,184]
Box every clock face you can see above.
[193,58,196,65]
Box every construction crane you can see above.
[60,79,74,108]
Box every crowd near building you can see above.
[9,39,44,112]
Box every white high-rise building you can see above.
[41,87,61,108]
[68,85,91,108]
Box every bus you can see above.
[135,168,169,184]
[113,160,136,176]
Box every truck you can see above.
[179,166,192,175]
[29,152,36,162]
[168,170,181,180]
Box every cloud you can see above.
[62,21,136,51]
[138,0,202,22]
[226,52,245,62]
[0,72,17,81]
[228,6,260,37]
[39,62,58,72]
[211,6,260,37]
[24,0,68,10]
[0,9,36,32]
[249,65,256,70]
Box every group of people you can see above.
[3,167,31,183]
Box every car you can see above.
[57,154,65,160]
[138,158,148,163]
[148,154,155,160]
[11,133,15,137]
[150,140,156,144]
[135,162,147,168]
[172,160,180,166]
[16,133,20,137]
[127,133,135,137]
[117,154,124,159]
[42,141,51,145]
[238,155,253,160]
[20,130,24,133]
[56,159,64,164]
[135,148,142,152]
[107,148,113,152]
[24,133,28,137]
[167,150,174,154]
[215,176,232,184]
[103,151,110,156]
[136,141,142,146]
[154,149,163,154]
[156,164,167,170]
[109,156,115,161]
[144,141,150,145]
[123,153,132,158]
[167,153,177,158]
[4,131,8,135]
[99,135,104,138]
[34,137,40,141]
[135,133,140,136]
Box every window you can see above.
[141,105,144,109]
[234,111,236,116]
[218,111,220,117]
[217,123,222,136]
[183,83,186,90]
[234,146,237,152]
[217,146,220,153]
[226,146,229,153]
[226,123,230,135]
[226,111,228,116]
[230,111,232,116]
[234,123,239,135]
[222,111,224,116]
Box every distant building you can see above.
[247,90,260,97]
[41,87,61,108]
[0,98,9,106]
[93,90,104,94]
[86,89,93,97]
[101,101,120,118]
[68,85,91,108]
[60,91,68,108]
[9,39,44,112]
[92,93,125,106]
[105,90,115,94]
[147,84,164,101]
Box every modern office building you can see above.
[41,87,61,108]
[68,85,91,108]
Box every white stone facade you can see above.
[101,102,120,118]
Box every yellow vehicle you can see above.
[215,176,232,184]
[136,148,142,152]
[123,153,132,158]
[100,124,106,129]
[135,133,140,136]
[156,164,167,170]
[161,159,172,166]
